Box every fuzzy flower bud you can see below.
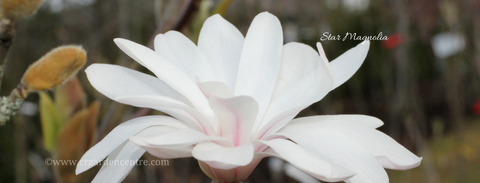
[1,0,44,19]
[21,45,86,92]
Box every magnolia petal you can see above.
[279,131,388,182]
[192,141,254,169]
[91,141,145,183]
[326,40,370,90]
[115,95,215,135]
[113,38,215,120]
[259,139,354,182]
[198,14,244,89]
[197,79,234,99]
[141,128,233,148]
[76,116,186,174]
[271,42,320,99]
[85,64,191,106]
[234,12,283,129]
[154,31,215,82]
[209,95,258,146]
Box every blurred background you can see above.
[0,0,479,182]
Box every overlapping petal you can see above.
[113,38,215,121]
[116,95,215,134]
[154,31,215,82]
[197,80,234,99]
[284,116,421,170]
[259,139,355,182]
[278,115,421,182]
[254,42,334,139]
[91,141,144,183]
[234,12,283,131]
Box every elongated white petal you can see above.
[209,95,258,146]
[260,139,354,182]
[192,141,254,169]
[234,12,283,130]
[326,40,370,90]
[85,64,191,106]
[91,141,144,183]
[141,128,233,148]
[255,43,334,138]
[198,14,244,89]
[114,38,215,121]
[154,31,215,82]
[116,95,215,135]
[76,116,186,174]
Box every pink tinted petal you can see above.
[208,95,258,146]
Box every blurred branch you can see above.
[211,0,233,15]
[147,0,201,49]
[0,17,16,91]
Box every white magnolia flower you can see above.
[76,12,421,183]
